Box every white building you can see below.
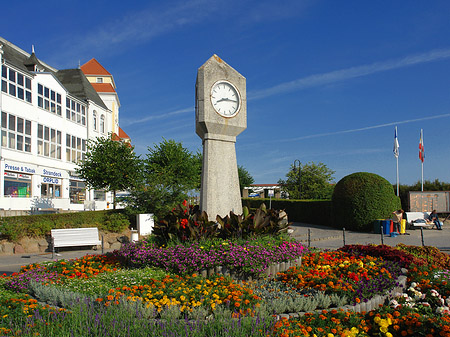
[0,37,127,213]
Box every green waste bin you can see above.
[373,219,383,234]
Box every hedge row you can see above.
[242,198,333,227]
[0,210,131,242]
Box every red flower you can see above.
[180,219,188,229]
[182,200,187,207]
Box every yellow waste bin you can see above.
[400,219,406,234]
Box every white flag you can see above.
[393,127,399,158]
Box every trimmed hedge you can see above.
[0,210,131,242]
[242,198,332,226]
[332,172,401,232]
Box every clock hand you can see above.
[217,98,237,103]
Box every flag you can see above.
[419,129,425,162]
[393,126,399,158]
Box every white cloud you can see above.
[276,113,450,143]
[121,107,193,127]
[248,48,450,100]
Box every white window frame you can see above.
[100,115,105,134]
[37,124,62,159]
[37,84,62,116]
[1,112,32,152]
[66,134,86,163]
[1,65,32,103]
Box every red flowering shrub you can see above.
[339,244,424,268]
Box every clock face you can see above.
[210,81,241,117]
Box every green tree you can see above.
[127,139,202,219]
[75,135,142,209]
[278,161,335,200]
[238,165,254,192]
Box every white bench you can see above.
[405,212,431,229]
[51,227,103,258]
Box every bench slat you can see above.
[51,228,101,248]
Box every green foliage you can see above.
[152,202,289,245]
[216,203,289,239]
[127,139,202,220]
[0,211,129,241]
[152,201,218,244]
[278,161,335,200]
[102,213,130,232]
[237,165,254,191]
[243,198,333,227]
[76,134,142,209]
[332,172,401,231]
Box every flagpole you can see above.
[393,126,400,196]
[396,155,399,196]
[420,129,424,191]
[421,161,424,192]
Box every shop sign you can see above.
[18,174,32,180]
[42,176,60,184]
[42,169,63,178]
[4,172,17,178]
[4,163,36,174]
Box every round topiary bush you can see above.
[332,172,401,231]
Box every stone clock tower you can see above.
[195,55,247,219]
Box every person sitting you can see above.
[391,209,404,234]
[428,210,443,230]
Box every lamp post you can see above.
[293,160,301,199]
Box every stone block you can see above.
[26,242,40,253]
[14,245,25,254]
[2,242,14,255]
[109,242,122,250]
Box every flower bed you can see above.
[277,251,402,305]
[113,237,307,276]
[1,242,450,336]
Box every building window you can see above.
[96,77,103,83]
[65,97,86,126]
[41,183,61,198]
[37,84,61,116]
[4,172,31,197]
[37,124,61,159]
[1,65,32,103]
[94,190,106,201]
[66,134,86,163]
[1,112,32,152]
[100,115,105,133]
[70,180,86,204]
[93,111,97,130]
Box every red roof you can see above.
[91,83,116,93]
[119,127,130,139]
[80,58,111,76]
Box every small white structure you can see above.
[137,213,154,236]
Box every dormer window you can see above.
[96,77,103,83]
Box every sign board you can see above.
[268,189,275,197]
[408,191,450,212]
[137,214,154,236]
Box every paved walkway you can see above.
[290,222,450,251]
[0,224,448,275]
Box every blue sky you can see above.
[2,0,450,185]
